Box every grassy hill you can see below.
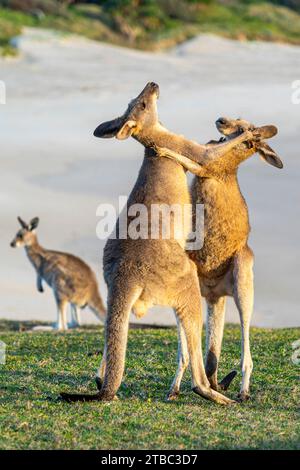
[0,320,299,449]
[1,0,300,55]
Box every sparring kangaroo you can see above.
[11,217,106,330]
[60,83,261,404]
[156,117,282,401]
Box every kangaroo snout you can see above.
[216,117,227,125]
[148,82,159,97]
[215,117,231,134]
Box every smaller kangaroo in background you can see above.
[157,117,282,401]
[10,217,106,330]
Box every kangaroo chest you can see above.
[103,154,192,286]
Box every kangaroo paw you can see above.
[218,370,238,391]
[166,390,180,401]
[237,391,251,402]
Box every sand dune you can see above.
[0,28,299,327]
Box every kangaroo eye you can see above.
[141,102,146,110]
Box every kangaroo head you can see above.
[215,117,283,169]
[216,117,255,137]
[10,217,39,248]
[93,82,159,141]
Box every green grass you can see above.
[0,320,299,449]
[1,1,300,56]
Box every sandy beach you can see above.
[0,28,299,327]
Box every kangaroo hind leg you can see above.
[69,304,81,328]
[167,315,189,400]
[174,273,235,405]
[54,297,68,331]
[233,246,254,401]
[60,282,142,402]
[205,296,237,391]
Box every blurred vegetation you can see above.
[0,0,300,55]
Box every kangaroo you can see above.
[10,217,106,330]
[60,83,261,404]
[156,117,282,401]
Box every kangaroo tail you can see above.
[89,289,106,322]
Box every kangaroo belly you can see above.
[200,265,234,303]
[191,175,249,277]
[42,268,91,305]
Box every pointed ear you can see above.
[93,117,124,139]
[29,217,39,231]
[116,120,137,140]
[256,125,278,140]
[17,216,28,229]
[258,144,283,169]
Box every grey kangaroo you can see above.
[11,217,106,330]
[60,83,261,404]
[156,117,282,401]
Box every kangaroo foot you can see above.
[67,322,80,329]
[166,390,180,401]
[60,391,102,402]
[193,386,236,405]
[60,391,118,402]
[218,370,238,391]
[53,323,67,331]
[60,379,118,402]
[237,391,251,402]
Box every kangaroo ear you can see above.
[116,120,137,140]
[29,217,39,231]
[93,117,124,139]
[256,125,278,140]
[17,216,28,229]
[258,144,283,169]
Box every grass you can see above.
[1,1,300,56]
[0,320,299,449]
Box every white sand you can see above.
[0,28,299,327]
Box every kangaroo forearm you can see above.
[156,147,206,176]
[37,275,43,292]
[201,132,249,161]
[155,131,249,167]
